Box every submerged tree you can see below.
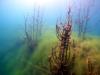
[49,8,76,75]
[24,8,43,52]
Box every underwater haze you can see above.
[0,0,100,75]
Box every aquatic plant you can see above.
[24,8,43,53]
[49,8,76,75]
[86,56,99,75]
[76,0,95,40]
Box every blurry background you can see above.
[0,0,100,75]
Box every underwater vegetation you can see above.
[49,8,76,75]
[24,8,43,53]
[0,0,100,75]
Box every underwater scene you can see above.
[0,0,100,75]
